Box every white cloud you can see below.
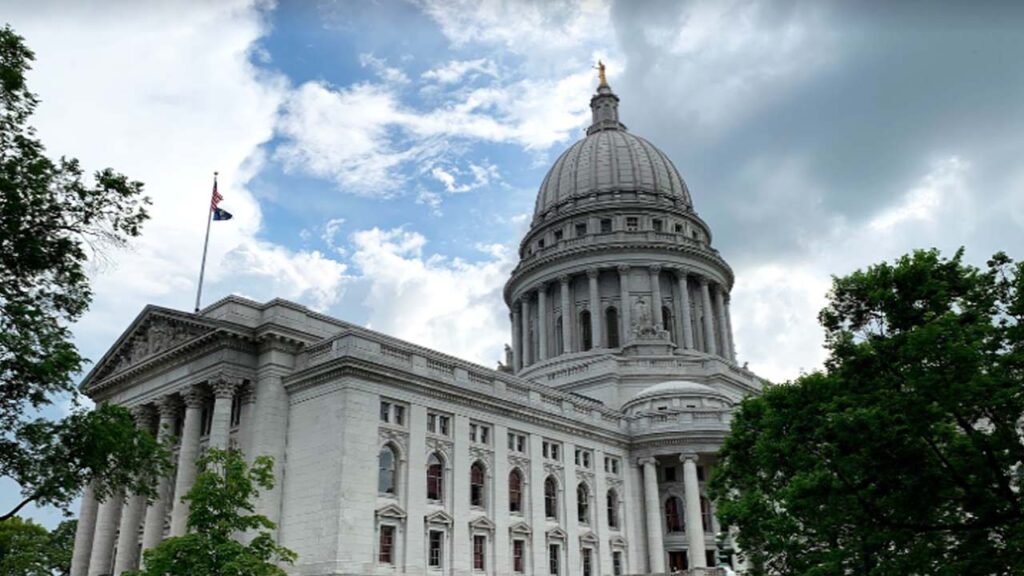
[359,52,411,84]
[869,157,968,231]
[422,58,498,84]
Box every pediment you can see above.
[609,535,628,548]
[81,306,224,392]
[376,503,407,519]
[509,521,532,536]
[425,510,453,526]
[546,527,567,540]
[579,530,599,544]
[469,516,495,531]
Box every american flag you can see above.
[210,178,223,210]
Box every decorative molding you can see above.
[376,503,407,520]
[424,510,453,526]
[508,454,531,474]
[509,521,532,536]
[469,516,495,532]
[182,385,207,409]
[546,527,567,540]
[469,446,494,469]
[103,317,211,379]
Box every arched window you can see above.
[701,496,713,532]
[607,489,619,529]
[579,310,593,350]
[544,476,558,519]
[665,497,684,532]
[577,483,590,524]
[605,307,620,348]
[509,469,523,513]
[427,452,444,501]
[555,316,564,355]
[378,444,397,495]
[662,306,674,342]
[470,461,486,507]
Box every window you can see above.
[582,548,593,576]
[575,222,587,237]
[393,405,405,426]
[427,413,450,436]
[666,497,684,532]
[543,441,561,461]
[508,432,527,453]
[604,456,621,475]
[600,218,612,233]
[512,540,525,573]
[549,544,561,575]
[697,465,706,482]
[607,489,620,528]
[429,530,443,568]
[625,216,639,231]
[577,483,590,524]
[652,218,663,232]
[612,551,623,576]
[538,239,545,249]
[675,223,684,233]
[378,445,397,495]
[691,230,699,240]
[555,316,564,355]
[579,310,593,350]
[380,401,391,423]
[662,306,674,341]
[574,448,591,468]
[473,535,486,571]
[379,525,395,564]
[605,307,620,348]
[230,393,242,427]
[664,466,677,482]
[470,462,486,507]
[509,469,523,513]
[554,229,563,241]
[427,453,444,501]
[200,403,213,436]
[702,497,713,532]
[544,476,558,519]
[470,423,490,445]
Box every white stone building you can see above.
[69,77,763,576]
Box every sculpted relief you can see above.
[110,317,206,375]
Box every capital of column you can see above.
[586,267,600,279]
[559,274,571,286]
[674,266,690,280]
[679,451,699,464]
[637,456,659,467]
[211,375,240,399]
[131,405,156,429]
[535,281,548,293]
[697,276,710,286]
[182,385,207,409]
[649,264,662,274]
[157,395,181,420]
[617,264,630,274]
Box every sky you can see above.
[4,0,1024,527]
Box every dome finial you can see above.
[594,59,608,88]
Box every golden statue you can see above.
[594,59,608,87]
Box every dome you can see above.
[531,81,692,223]
[635,380,718,399]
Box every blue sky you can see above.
[4,0,1024,527]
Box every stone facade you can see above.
[69,78,761,576]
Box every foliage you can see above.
[0,517,76,575]
[0,24,163,520]
[710,249,1024,575]
[128,449,297,576]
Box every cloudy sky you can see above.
[5,0,1024,525]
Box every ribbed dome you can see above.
[532,81,692,222]
[635,380,717,399]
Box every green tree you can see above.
[710,249,1024,575]
[0,516,75,575]
[128,449,297,576]
[0,24,167,520]
[45,519,76,576]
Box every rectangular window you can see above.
[393,405,404,426]
[675,223,684,233]
[600,218,613,233]
[625,216,639,231]
[549,544,561,575]
[543,440,561,461]
[613,551,623,576]
[427,413,435,432]
[429,530,443,568]
[379,525,395,564]
[697,465,706,482]
[554,229,563,241]
[513,540,525,573]
[427,413,450,436]
[652,218,663,232]
[664,466,677,482]
[230,393,242,427]
[380,401,391,423]
[470,423,491,445]
[575,223,588,237]
[473,535,486,571]
[470,423,477,443]
[538,239,545,248]
[582,548,593,576]
[508,432,527,453]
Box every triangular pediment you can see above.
[81,306,226,392]
[509,521,532,536]
[425,510,453,526]
[376,503,407,519]
[579,530,599,544]
[546,527,567,540]
[609,535,628,548]
[469,516,495,531]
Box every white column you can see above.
[649,265,663,329]
[70,480,100,576]
[492,424,510,575]
[559,275,573,354]
[512,303,523,371]
[169,386,205,536]
[452,415,471,575]
[112,407,156,574]
[250,345,294,542]
[87,493,123,576]
[520,297,532,367]
[537,284,548,362]
[624,461,646,574]
[618,265,632,344]
[208,376,238,450]
[676,269,695,350]
[405,405,428,573]
[699,278,718,356]
[529,434,546,576]
[237,384,256,459]
[681,453,707,569]
[563,442,580,576]
[639,458,665,573]
[724,294,737,363]
[141,397,179,559]
[714,285,732,362]
[593,449,613,575]
[587,268,602,349]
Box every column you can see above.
[699,278,718,356]
[587,268,602,349]
[512,302,523,371]
[724,295,737,363]
[237,384,257,458]
[112,407,156,574]
[529,434,547,576]
[537,284,548,362]
[559,275,573,354]
[681,453,707,569]
[520,297,532,367]
[639,458,665,574]
[452,415,471,575]
[86,493,123,576]
[169,386,205,536]
[714,285,733,362]
[649,265,663,329]
[624,461,646,574]
[618,265,632,344]
[563,443,580,576]
[593,449,613,575]
[492,424,510,575]
[405,405,428,573]
[70,481,100,576]
[208,376,238,450]
[250,342,295,542]
[141,397,179,559]
[676,269,695,350]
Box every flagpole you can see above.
[194,172,217,313]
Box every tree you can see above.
[0,516,76,575]
[0,24,167,519]
[710,249,1024,575]
[128,449,297,576]
[46,519,77,576]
